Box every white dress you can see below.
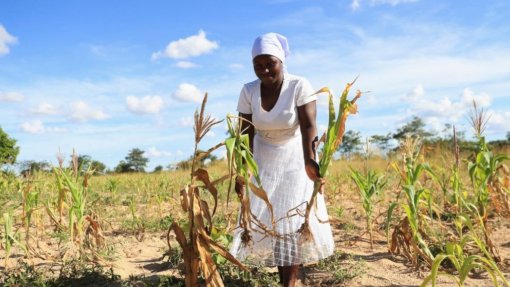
[230,73,335,266]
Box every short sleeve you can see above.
[296,77,317,107]
[236,85,252,114]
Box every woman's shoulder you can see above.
[284,74,313,90]
[243,79,260,90]
[285,73,310,85]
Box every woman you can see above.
[230,33,334,287]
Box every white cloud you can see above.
[172,83,204,103]
[488,111,510,134]
[47,127,67,133]
[146,146,172,158]
[351,0,361,10]
[0,91,24,102]
[21,120,45,134]
[371,0,417,6]
[404,84,425,101]
[0,25,17,56]
[30,102,59,115]
[126,95,164,114]
[364,94,377,105]
[179,116,194,127]
[176,61,198,68]
[69,101,109,122]
[351,0,417,9]
[20,120,67,134]
[151,30,219,60]
[460,88,491,108]
[403,85,495,132]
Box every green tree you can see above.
[392,116,433,141]
[0,127,20,167]
[339,130,362,158]
[76,154,92,170]
[370,133,392,153]
[90,160,107,174]
[153,165,163,173]
[175,149,217,170]
[75,154,107,174]
[507,131,510,142]
[18,160,51,175]
[114,160,132,173]
[126,148,148,172]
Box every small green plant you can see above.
[127,196,145,241]
[334,206,344,219]
[106,178,118,194]
[2,211,27,267]
[388,136,438,268]
[350,168,386,248]
[210,226,234,266]
[314,251,365,284]
[420,220,509,287]
[0,260,47,287]
[468,137,509,219]
[53,151,93,245]
[466,101,508,261]
[21,184,39,247]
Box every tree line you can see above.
[339,116,510,158]
[1,117,510,174]
[0,126,220,174]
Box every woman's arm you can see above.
[298,101,321,181]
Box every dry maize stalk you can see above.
[167,94,250,287]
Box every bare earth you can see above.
[2,197,509,286]
[104,203,510,286]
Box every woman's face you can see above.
[252,55,283,87]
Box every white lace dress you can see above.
[230,73,335,266]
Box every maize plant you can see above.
[299,78,362,242]
[350,168,386,249]
[388,136,438,268]
[3,211,27,268]
[225,114,276,247]
[421,243,509,287]
[467,100,510,216]
[21,181,40,251]
[167,94,250,287]
[450,126,466,217]
[53,151,99,253]
[466,101,509,262]
[421,211,509,287]
[468,136,509,219]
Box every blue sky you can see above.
[1,0,510,170]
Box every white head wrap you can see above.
[251,33,290,63]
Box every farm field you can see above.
[1,142,509,286]
[3,2,510,287]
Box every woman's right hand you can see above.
[234,175,245,197]
[304,158,321,181]
[305,158,326,192]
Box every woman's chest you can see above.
[252,90,298,131]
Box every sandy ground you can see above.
[1,205,509,286]
[103,212,510,286]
